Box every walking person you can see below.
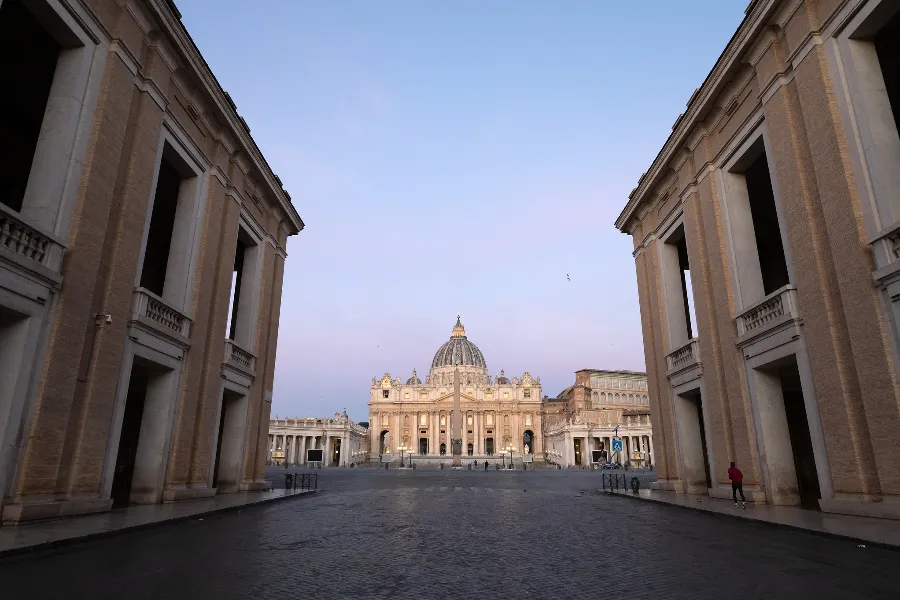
[728,461,745,509]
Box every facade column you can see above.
[432,412,438,455]
[324,435,330,467]
[475,412,481,455]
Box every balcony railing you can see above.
[224,339,256,374]
[666,338,699,373]
[735,284,800,337]
[131,287,191,338]
[0,202,65,272]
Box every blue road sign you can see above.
[611,438,623,453]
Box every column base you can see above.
[820,494,900,520]
[2,495,112,525]
[162,484,218,502]
[239,479,273,492]
[650,478,684,492]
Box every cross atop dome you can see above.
[451,315,466,338]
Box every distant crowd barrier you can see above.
[284,472,318,491]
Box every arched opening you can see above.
[467,443,473,456]
[523,430,534,455]
[379,430,389,455]
[332,438,341,466]
[440,443,446,456]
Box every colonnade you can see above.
[268,432,357,466]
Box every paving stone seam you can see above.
[0,489,320,560]
[602,489,900,552]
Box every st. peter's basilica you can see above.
[368,317,544,462]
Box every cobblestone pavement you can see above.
[1,469,897,599]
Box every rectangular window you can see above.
[486,413,494,426]
[0,1,59,212]
[382,390,389,399]
[467,415,473,426]
[503,392,508,398]
[524,389,531,398]
[440,414,446,426]
[419,414,426,426]
[404,392,409,398]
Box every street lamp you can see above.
[399,443,408,467]
[505,445,515,469]
[500,449,507,469]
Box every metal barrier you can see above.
[601,473,627,491]
[285,472,318,491]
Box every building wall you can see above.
[0,0,301,524]
[544,370,654,468]
[616,0,900,517]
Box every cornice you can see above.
[140,0,303,234]
[614,0,782,232]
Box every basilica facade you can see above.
[368,318,543,463]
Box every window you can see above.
[419,414,426,426]
[503,392,508,398]
[404,392,409,398]
[467,414,473,426]
[419,392,428,400]
[0,1,60,212]
[382,390,389,399]
[525,414,532,427]
[524,389,531,398]
[486,413,494,426]
[440,414,446,426]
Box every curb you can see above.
[0,489,319,561]
[602,490,900,552]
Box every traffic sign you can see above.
[611,438,623,453]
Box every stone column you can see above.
[475,413,481,455]
[324,435,330,467]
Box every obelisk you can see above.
[452,359,462,467]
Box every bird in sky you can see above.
[566,274,571,281]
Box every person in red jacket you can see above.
[728,462,745,509]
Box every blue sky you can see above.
[178,0,747,421]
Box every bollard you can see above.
[385,463,388,470]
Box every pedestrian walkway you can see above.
[0,488,316,558]
[605,487,900,549]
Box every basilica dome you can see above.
[430,316,487,371]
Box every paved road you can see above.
[0,469,897,599]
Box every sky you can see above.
[177,0,747,422]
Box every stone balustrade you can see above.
[0,202,65,272]
[224,339,256,374]
[131,287,192,338]
[735,284,800,337]
[666,338,700,373]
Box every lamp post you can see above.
[399,443,408,467]
[500,449,507,469]
[505,445,515,469]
